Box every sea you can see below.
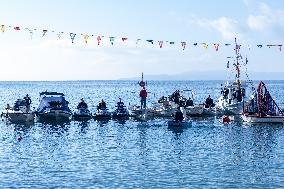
[0,80,284,188]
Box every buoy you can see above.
[222,115,231,123]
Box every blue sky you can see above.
[0,0,283,80]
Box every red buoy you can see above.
[222,116,231,123]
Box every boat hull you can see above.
[168,120,192,127]
[37,110,72,121]
[4,111,35,123]
[185,105,203,116]
[242,114,284,123]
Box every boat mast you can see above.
[234,38,241,90]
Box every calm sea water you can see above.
[0,80,284,188]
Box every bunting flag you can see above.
[202,43,208,49]
[146,40,154,44]
[235,44,241,54]
[70,33,76,43]
[0,23,283,52]
[57,32,63,39]
[158,41,163,48]
[26,28,34,39]
[136,39,141,46]
[213,43,220,51]
[97,35,102,45]
[181,42,186,50]
[247,44,251,50]
[109,36,115,45]
[83,34,89,44]
[0,25,5,33]
[42,29,48,37]
[267,44,282,51]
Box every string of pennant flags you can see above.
[0,24,283,51]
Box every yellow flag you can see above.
[202,43,208,49]
[83,34,89,44]
[0,25,5,33]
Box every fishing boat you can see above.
[1,98,35,123]
[242,81,284,123]
[112,98,129,118]
[216,38,254,115]
[36,92,72,121]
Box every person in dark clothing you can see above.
[98,99,106,109]
[174,107,184,122]
[116,98,124,108]
[186,97,194,107]
[205,95,215,108]
[24,94,32,112]
[77,98,88,109]
[139,87,147,109]
[236,89,243,102]
[223,87,229,99]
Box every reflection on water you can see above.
[0,81,283,188]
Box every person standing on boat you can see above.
[139,86,147,109]
[24,94,32,112]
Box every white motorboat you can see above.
[152,101,177,117]
[185,104,204,116]
[2,99,34,123]
[242,81,284,123]
[36,92,72,121]
[128,104,155,120]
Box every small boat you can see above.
[167,120,192,127]
[36,92,72,121]
[168,107,191,127]
[241,81,284,123]
[112,99,129,118]
[2,99,34,123]
[73,108,92,120]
